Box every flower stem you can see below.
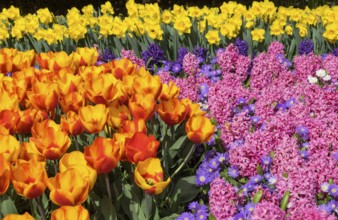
[105,173,112,201]
[0,196,3,220]
[171,144,196,179]
[74,136,80,151]
[144,192,152,220]
[36,197,47,220]
[53,160,58,174]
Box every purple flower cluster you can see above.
[176,202,209,220]
[298,39,314,55]
[141,43,165,71]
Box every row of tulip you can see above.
[0,47,216,219]
[1,1,338,59]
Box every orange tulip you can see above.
[133,74,162,99]
[12,67,37,90]
[70,47,98,68]
[181,98,206,117]
[107,100,131,131]
[159,82,180,101]
[0,90,19,111]
[157,98,188,126]
[57,72,83,96]
[11,159,48,199]
[59,152,97,189]
[128,94,156,121]
[0,155,10,195]
[16,108,48,135]
[61,111,85,136]
[51,205,90,220]
[79,104,109,134]
[84,137,122,174]
[0,109,20,134]
[120,75,135,98]
[0,134,20,163]
[59,91,85,114]
[124,132,160,164]
[19,142,45,162]
[78,65,104,82]
[120,118,147,136]
[30,119,71,160]
[134,158,170,195]
[110,58,136,80]
[185,115,215,144]
[12,50,35,72]
[0,53,12,74]
[48,51,71,72]
[27,81,59,112]
[36,51,54,69]
[84,74,120,105]
[3,212,34,220]
[47,168,90,206]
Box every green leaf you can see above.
[171,176,199,204]
[256,164,263,175]
[101,196,117,220]
[280,190,291,211]
[252,190,263,204]
[1,194,18,215]
[160,214,179,220]
[168,136,187,159]
[209,214,217,220]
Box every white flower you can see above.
[322,74,331,81]
[307,75,318,84]
[315,69,326,78]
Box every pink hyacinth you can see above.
[120,49,145,67]
[287,205,337,220]
[251,201,286,220]
[293,52,322,82]
[174,75,198,102]
[267,41,285,55]
[182,53,199,76]
[209,177,238,220]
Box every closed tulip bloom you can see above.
[19,142,45,162]
[107,100,131,131]
[0,134,20,163]
[0,109,20,134]
[51,205,90,220]
[0,155,10,195]
[110,58,136,80]
[120,119,147,136]
[30,119,71,160]
[12,50,35,72]
[59,91,85,114]
[3,212,34,220]
[61,111,85,136]
[185,116,215,144]
[84,74,120,105]
[125,132,160,164]
[132,74,162,99]
[128,94,156,121]
[70,47,98,68]
[84,137,122,174]
[57,72,83,96]
[48,51,71,72]
[11,159,48,199]
[157,98,188,126]
[134,158,170,195]
[0,53,12,74]
[27,81,59,112]
[159,82,180,101]
[59,152,97,189]
[0,91,19,111]
[47,168,90,206]
[36,51,54,70]
[79,104,109,134]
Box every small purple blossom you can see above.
[333,152,338,161]
[285,97,296,108]
[320,182,330,192]
[249,175,263,184]
[237,97,247,105]
[329,184,338,197]
[261,156,272,166]
[233,212,246,220]
[251,116,261,124]
[176,212,195,220]
[228,166,239,178]
[171,62,182,74]
[300,150,310,159]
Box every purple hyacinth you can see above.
[333,48,338,57]
[235,38,249,56]
[177,47,189,64]
[102,49,115,62]
[298,39,314,55]
[141,43,165,71]
[193,46,208,61]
